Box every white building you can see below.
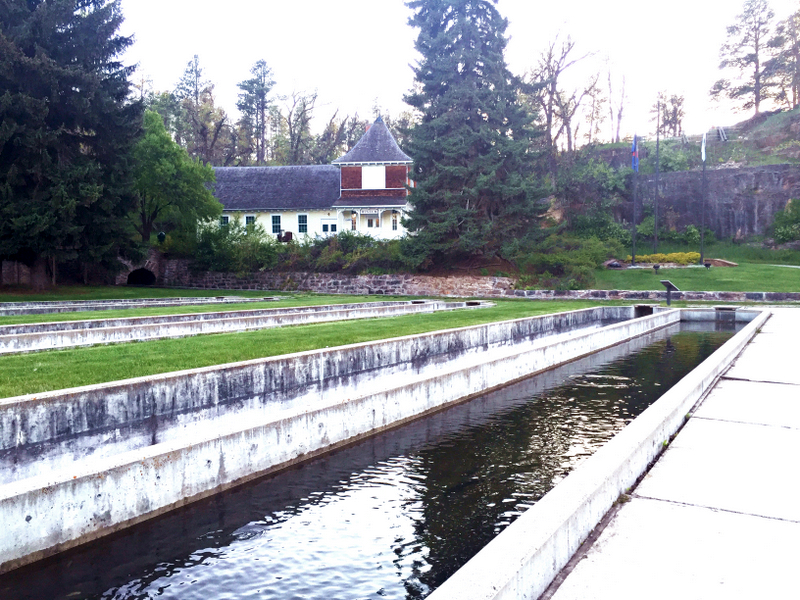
[212,116,413,240]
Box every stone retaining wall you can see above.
[160,258,516,297]
[510,289,800,302]
[159,259,800,303]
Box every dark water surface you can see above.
[0,322,739,600]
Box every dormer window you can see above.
[361,165,386,189]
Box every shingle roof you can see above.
[332,116,412,164]
[213,166,340,211]
[332,196,410,208]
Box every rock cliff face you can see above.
[636,164,800,239]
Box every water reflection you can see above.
[0,324,738,600]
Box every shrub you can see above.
[625,252,701,265]
[513,235,622,289]
[683,225,701,246]
[772,199,800,243]
[193,218,279,274]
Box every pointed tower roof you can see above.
[332,116,412,164]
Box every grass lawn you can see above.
[0,299,624,398]
[593,263,800,292]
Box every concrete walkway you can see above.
[546,308,800,600]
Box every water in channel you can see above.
[0,321,739,600]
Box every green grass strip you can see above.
[0,299,621,399]
[593,263,800,292]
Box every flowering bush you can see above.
[624,252,701,265]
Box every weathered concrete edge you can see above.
[426,308,771,600]
[0,300,483,354]
[0,310,678,573]
[0,296,279,317]
[0,300,420,335]
[0,304,622,410]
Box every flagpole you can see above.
[631,135,638,266]
[654,99,661,254]
[701,133,707,264]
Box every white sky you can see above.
[119,0,800,140]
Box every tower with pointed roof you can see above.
[332,116,413,236]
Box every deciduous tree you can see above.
[131,111,220,242]
[175,55,229,164]
[525,35,589,172]
[272,91,317,165]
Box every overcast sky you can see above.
[119,0,800,140]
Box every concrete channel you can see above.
[428,306,769,600]
[0,305,763,578]
[0,295,279,317]
[0,300,490,354]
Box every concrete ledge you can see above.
[0,306,670,572]
[0,300,491,354]
[426,308,770,600]
[0,295,277,317]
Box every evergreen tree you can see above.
[236,60,275,165]
[0,0,142,285]
[766,7,800,109]
[402,0,545,268]
[711,0,776,115]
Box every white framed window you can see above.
[367,218,374,228]
[392,213,398,231]
[245,215,256,226]
[322,219,338,235]
[361,165,386,189]
[271,215,281,234]
[298,214,308,233]
[220,215,229,226]
[351,214,357,231]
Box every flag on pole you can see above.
[701,133,707,163]
[631,135,639,172]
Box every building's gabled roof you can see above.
[332,116,412,165]
[213,166,340,211]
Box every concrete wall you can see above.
[0,306,669,572]
[0,261,31,286]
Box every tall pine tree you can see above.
[0,0,141,285]
[402,0,545,268]
[237,60,275,166]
